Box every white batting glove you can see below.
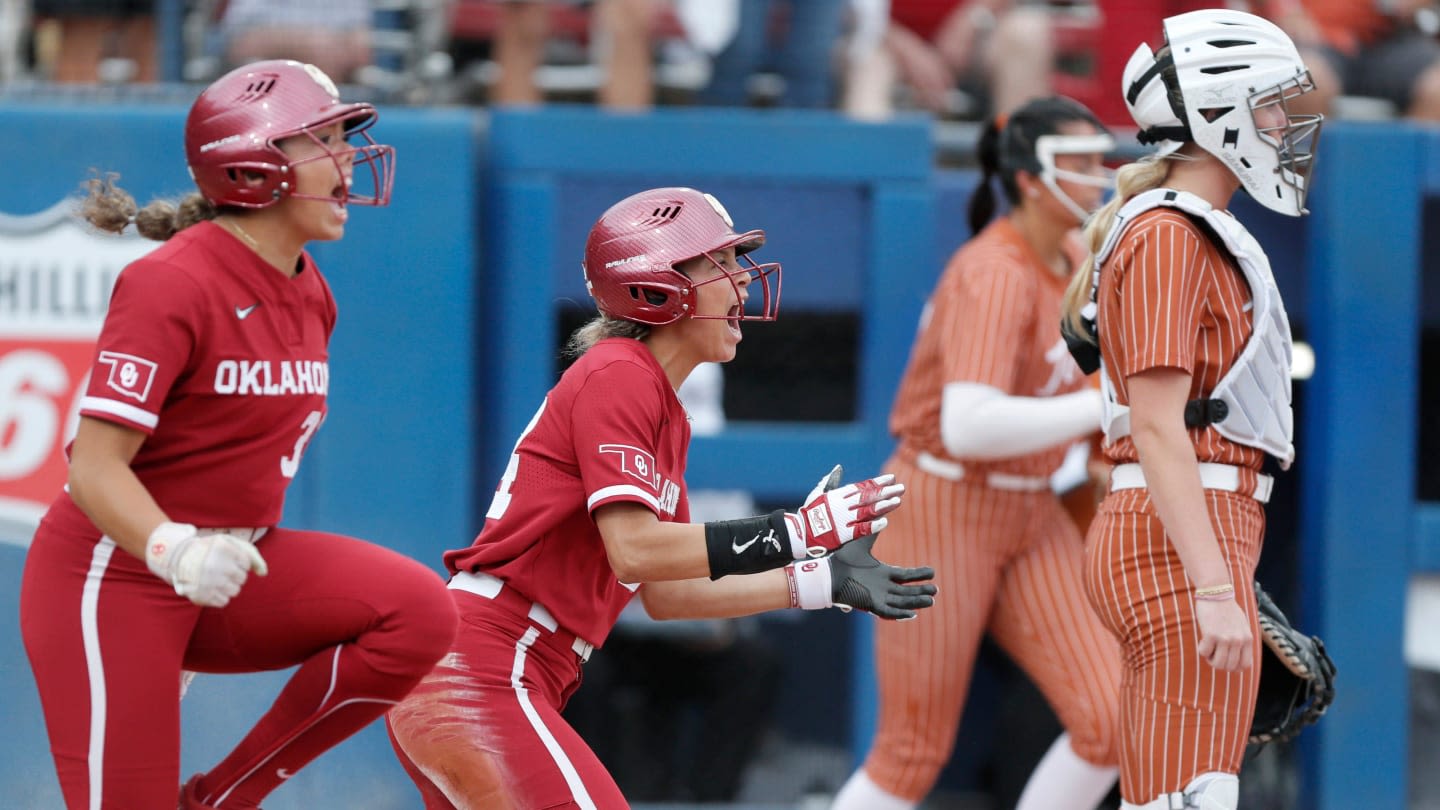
[782,465,905,558]
[145,521,268,608]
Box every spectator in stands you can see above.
[1255,0,1440,120]
[845,0,1054,120]
[31,0,156,82]
[221,0,375,84]
[490,0,661,108]
[695,0,850,109]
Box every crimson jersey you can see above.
[63,220,334,528]
[445,338,691,647]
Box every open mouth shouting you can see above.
[329,178,351,221]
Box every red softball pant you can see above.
[387,587,626,810]
[20,501,457,810]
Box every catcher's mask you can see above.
[1124,9,1323,217]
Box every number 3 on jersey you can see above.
[486,400,547,521]
[280,410,324,479]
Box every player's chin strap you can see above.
[1121,772,1238,810]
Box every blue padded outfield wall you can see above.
[0,102,1431,810]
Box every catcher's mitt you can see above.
[1250,581,1337,746]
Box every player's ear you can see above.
[1016,171,1043,199]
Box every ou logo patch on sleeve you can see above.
[598,443,660,490]
[96,351,158,402]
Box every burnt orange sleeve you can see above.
[1108,215,1211,380]
[939,255,1034,392]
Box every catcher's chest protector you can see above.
[1094,189,1296,468]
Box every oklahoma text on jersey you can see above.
[213,359,329,396]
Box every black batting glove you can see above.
[785,534,937,620]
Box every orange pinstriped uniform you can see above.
[861,218,1122,801]
[1084,208,1270,803]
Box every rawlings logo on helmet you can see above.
[604,254,647,269]
[198,134,242,154]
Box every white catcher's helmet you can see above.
[1123,8,1323,217]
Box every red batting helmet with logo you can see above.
[184,59,395,209]
[582,187,781,326]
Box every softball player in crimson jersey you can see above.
[19,60,458,810]
[385,186,937,810]
[831,97,1123,810]
[1059,10,1323,808]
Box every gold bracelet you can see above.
[1194,583,1236,601]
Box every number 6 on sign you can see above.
[280,410,324,479]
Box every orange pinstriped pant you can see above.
[862,455,1122,800]
[1083,488,1264,804]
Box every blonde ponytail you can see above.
[563,315,651,358]
[1061,157,1174,343]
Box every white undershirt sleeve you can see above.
[940,381,1103,460]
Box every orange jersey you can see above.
[1096,208,1266,473]
[851,219,1122,806]
[1303,0,1392,52]
[1086,205,1272,802]
[889,217,1089,479]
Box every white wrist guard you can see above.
[146,521,198,586]
[785,558,833,610]
[782,513,811,559]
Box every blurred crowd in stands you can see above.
[8,0,1440,125]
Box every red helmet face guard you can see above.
[683,249,781,324]
[272,116,395,208]
[185,60,396,209]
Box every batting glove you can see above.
[782,465,904,558]
[146,522,268,608]
[786,535,937,620]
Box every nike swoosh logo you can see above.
[732,533,762,554]
[235,303,259,320]
[277,767,294,780]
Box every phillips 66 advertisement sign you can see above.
[0,201,151,545]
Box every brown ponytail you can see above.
[81,173,218,242]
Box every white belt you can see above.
[915,451,1051,492]
[197,527,269,543]
[1109,462,1273,504]
[449,570,594,662]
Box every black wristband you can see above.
[704,509,792,580]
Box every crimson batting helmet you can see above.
[184,60,396,209]
[582,187,781,326]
